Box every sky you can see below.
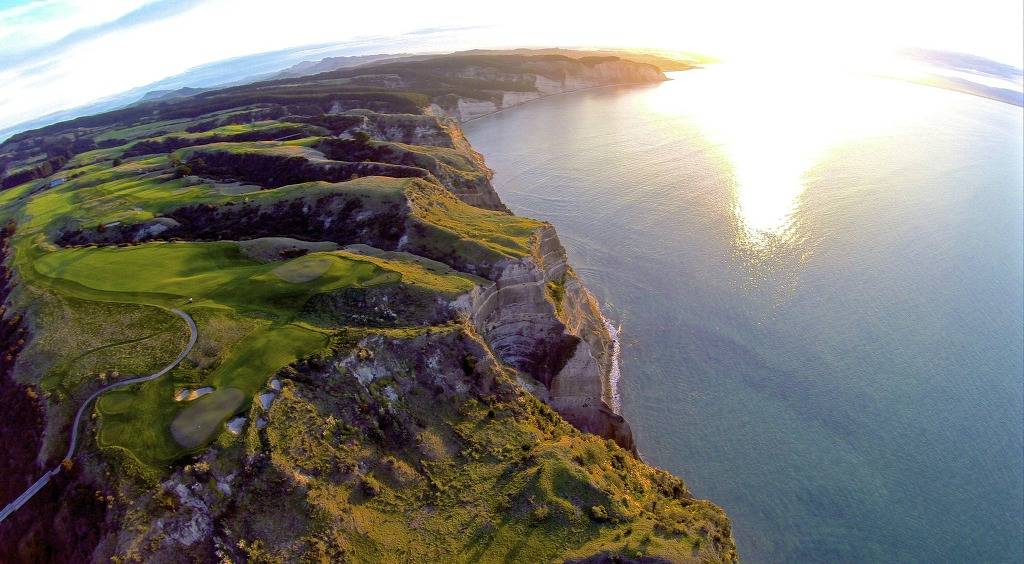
[0,0,1022,133]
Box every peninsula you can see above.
[0,53,735,562]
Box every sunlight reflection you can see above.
[647,64,948,250]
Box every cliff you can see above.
[459,225,635,452]
[428,57,668,121]
[0,53,733,562]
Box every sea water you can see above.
[464,66,1024,562]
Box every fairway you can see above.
[32,242,385,316]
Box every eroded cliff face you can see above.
[457,225,635,452]
[432,58,666,122]
[350,81,651,450]
[412,60,662,450]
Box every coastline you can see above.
[458,77,671,124]
[603,314,623,413]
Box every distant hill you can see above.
[137,86,210,103]
[270,53,415,79]
[450,47,716,71]
[901,48,1023,83]
[273,48,713,80]
[0,42,431,142]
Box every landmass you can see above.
[0,53,735,562]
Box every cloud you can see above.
[0,0,204,68]
[0,0,1019,136]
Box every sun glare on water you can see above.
[647,62,950,251]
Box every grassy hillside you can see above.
[0,53,734,562]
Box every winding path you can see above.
[0,308,197,525]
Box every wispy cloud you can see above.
[0,0,204,67]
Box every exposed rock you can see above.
[161,482,212,547]
[430,58,666,122]
[258,392,276,411]
[175,386,214,402]
[226,416,246,435]
[458,225,635,451]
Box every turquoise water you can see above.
[464,67,1024,562]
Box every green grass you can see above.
[94,117,197,143]
[18,289,188,399]
[406,179,544,260]
[31,241,474,313]
[239,237,340,261]
[31,242,376,312]
[24,239,477,467]
[224,328,732,562]
[97,374,192,466]
[91,106,267,143]
[173,138,325,161]
[0,120,532,473]
[96,320,327,468]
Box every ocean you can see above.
[464,66,1024,562]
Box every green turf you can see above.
[32,242,377,312]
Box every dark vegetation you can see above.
[1,156,67,189]
[0,222,108,562]
[0,222,40,511]
[56,193,405,248]
[122,124,309,158]
[300,284,456,328]
[184,147,431,187]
